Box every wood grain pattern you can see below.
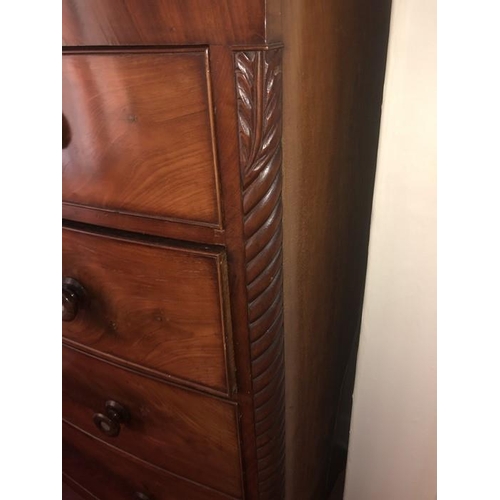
[281,0,392,498]
[61,1,393,498]
[62,346,243,498]
[235,49,285,500]
[62,49,221,228]
[207,45,262,500]
[63,421,238,500]
[62,226,232,394]
[62,204,225,245]
[62,0,281,46]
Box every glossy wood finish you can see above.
[92,400,131,438]
[62,0,281,47]
[63,422,238,500]
[281,0,392,498]
[63,49,221,228]
[62,346,242,498]
[61,1,392,498]
[62,227,232,393]
[206,45,263,500]
[62,278,87,322]
[235,48,285,500]
[62,203,225,245]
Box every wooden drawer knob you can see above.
[62,113,71,149]
[93,400,130,438]
[62,277,87,322]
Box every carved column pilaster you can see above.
[235,49,285,500]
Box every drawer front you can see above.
[62,50,221,227]
[62,0,268,46]
[62,346,242,498]
[63,422,238,500]
[62,227,231,393]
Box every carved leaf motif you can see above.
[235,52,258,174]
[236,50,283,190]
[235,49,285,500]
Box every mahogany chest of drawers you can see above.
[62,1,391,499]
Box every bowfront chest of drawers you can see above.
[62,1,391,499]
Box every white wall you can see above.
[343,0,436,498]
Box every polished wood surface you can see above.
[62,278,87,322]
[63,49,221,228]
[92,400,131,438]
[62,346,242,497]
[206,45,263,500]
[61,0,392,498]
[63,422,237,500]
[281,0,392,498]
[235,48,285,500]
[62,227,232,393]
[62,0,281,46]
[62,203,225,245]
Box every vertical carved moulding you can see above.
[235,49,285,500]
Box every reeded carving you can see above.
[235,49,285,500]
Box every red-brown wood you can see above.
[281,0,392,497]
[63,421,238,500]
[62,0,281,47]
[62,226,233,394]
[62,346,243,498]
[207,44,262,500]
[61,0,392,498]
[62,277,88,322]
[92,400,131,438]
[235,48,285,500]
[62,204,225,245]
[63,49,222,229]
